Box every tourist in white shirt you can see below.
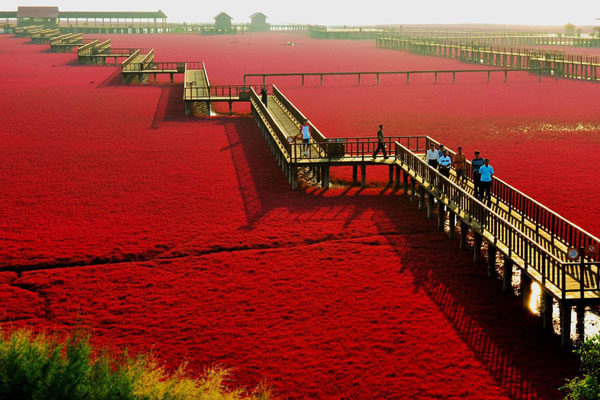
[426,144,439,168]
[438,150,452,178]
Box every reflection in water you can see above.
[528,282,541,316]
[527,281,600,342]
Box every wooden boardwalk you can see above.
[250,84,600,346]
[377,37,600,82]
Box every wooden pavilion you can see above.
[250,12,268,31]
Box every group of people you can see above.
[426,143,494,202]
[372,127,495,202]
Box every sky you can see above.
[9,0,600,26]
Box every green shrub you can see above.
[562,335,600,400]
[0,329,271,400]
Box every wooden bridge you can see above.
[243,68,543,86]
[385,32,600,47]
[250,84,600,347]
[377,37,600,82]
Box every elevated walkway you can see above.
[49,33,87,52]
[249,84,600,347]
[30,29,61,44]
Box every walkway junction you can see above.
[5,22,600,348]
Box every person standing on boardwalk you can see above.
[472,151,485,199]
[453,146,467,185]
[438,150,452,193]
[426,143,439,168]
[299,119,311,157]
[260,87,268,107]
[438,150,451,179]
[438,144,446,159]
[478,158,494,203]
[372,124,388,159]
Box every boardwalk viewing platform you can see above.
[250,84,600,347]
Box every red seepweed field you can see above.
[1,32,599,399]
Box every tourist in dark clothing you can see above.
[472,151,484,199]
[260,87,268,106]
[372,124,388,159]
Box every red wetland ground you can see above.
[1,32,600,399]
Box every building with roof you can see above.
[250,12,268,31]
[0,7,167,29]
[17,6,59,28]
[214,12,232,32]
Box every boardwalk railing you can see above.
[244,68,542,86]
[289,136,429,162]
[423,137,600,262]
[183,84,266,100]
[392,140,588,298]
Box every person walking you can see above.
[453,146,467,185]
[260,87,268,106]
[438,150,452,194]
[438,144,446,159]
[478,158,494,203]
[472,151,484,199]
[426,143,439,168]
[299,119,311,157]
[372,124,388,159]
[438,150,451,178]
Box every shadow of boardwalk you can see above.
[220,116,578,400]
[374,199,577,400]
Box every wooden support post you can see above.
[426,194,434,219]
[418,187,425,210]
[473,231,482,263]
[323,165,330,189]
[437,200,445,231]
[360,164,366,188]
[290,164,298,190]
[487,71,490,83]
[487,244,497,278]
[459,220,468,251]
[434,72,438,84]
[406,72,410,84]
[576,304,585,342]
[503,258,513,292]
[410,179,416,201]
[170,73,174,83]
[301,74,305,86]
[394,165,400,189]
[358,73,361,84]
[228,101,233,115]
[541,291,553,331]
[402,170,408,194]
[520,273,532,310]
[504,70,507,83]
[376,73,380,84]
[388,165,394,186]
[560,302,572,347]
[452,71,455,83]
[352,165,358,186]
[320,74,323,85]
[448,212,455,239]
